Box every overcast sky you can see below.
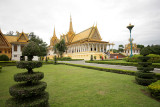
[0,0,160,49]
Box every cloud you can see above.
[0,0,159,49]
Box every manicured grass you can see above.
[0,65,160,107]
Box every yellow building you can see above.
[123,39,140,56]
[0,30,29,60]
[48,16,114,60]
[0,29,12,58]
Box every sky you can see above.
[0,0,160,49]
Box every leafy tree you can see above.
[22,41,40,61]
[150,45,160,55]
[118,44,124,53]
[137,44,144,51]
[6,31,14,36]
[29,32,48,57]
[55,39,67,58]
[113,49,119,53]
[140,45,160,55]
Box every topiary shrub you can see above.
[0,54,9,61]
[54,55,57,64]
[94,56,96,60]
[148,80,160,99]
[90,55,93,61]
[135,48,157,86]
[6,41,49,107]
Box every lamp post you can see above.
[127,23,134,57]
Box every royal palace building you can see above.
[47,16,114,60]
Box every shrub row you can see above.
[59,63,160,80]
[9,82,47,99]
[135,76,157,86]
[0,54,9,61]
[124,54,160,63]
[0,61,16,66]
[14,72,44,82]
[17,61,42,69]
[85,61,160,68]
[148,80,160,99]
[6,92,49,107]
[61,63,136,75]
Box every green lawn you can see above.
[0,65,160,107]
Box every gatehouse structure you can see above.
[47,16,114,60]
[123,39,140,56]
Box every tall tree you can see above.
[118,44,124,53]
[55,39,67,58]
[29,32,48,57]
[137,44,144,51]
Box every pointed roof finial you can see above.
[69,14,74,33]
[53,26,56,37]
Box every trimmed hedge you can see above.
[61,63,136,75]
[17,61,42,70]
[0,54,9,61]
[9,82,47,98]
[135,71,156,79]
[59,63,160,80]
[135,77,157,86]
[14,72,44,82]
[137,67,154,72]
[0,61,16,66]
[5,92,49,107]
[85,60,160,68]
[148,80,160,99]
[124,54,160,63]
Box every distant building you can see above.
[47,16,114,60]
[0,30,38,61]
[123,39,140,56]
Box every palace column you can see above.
[106,44,108,52]
[99,44,101,52]
[92,44,93,51]
[103,44,104,52]
[96,44,98,52]
[88,43,90,52]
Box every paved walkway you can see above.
[59,60,160,73]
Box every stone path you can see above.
[59,60,160,73]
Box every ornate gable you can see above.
[17,32,28,42]
[0,30,11,48]
[89,27,102,41]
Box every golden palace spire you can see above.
[69,15,74,34]
[53,26,56,37]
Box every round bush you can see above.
[135,71,156,79]
[138,56,150,62]
[22,41,40,61]
[0,54,9,61]
[14,72,44,82]
[135,76,157,86]
[138,62,152,67]
[9,82,47,98]
[140,47,151,56]
[137,67,154,72]
[148,80,160,99]
[6,92,49,107]
[16,61,42,70]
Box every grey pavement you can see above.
[59,60,160,73]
